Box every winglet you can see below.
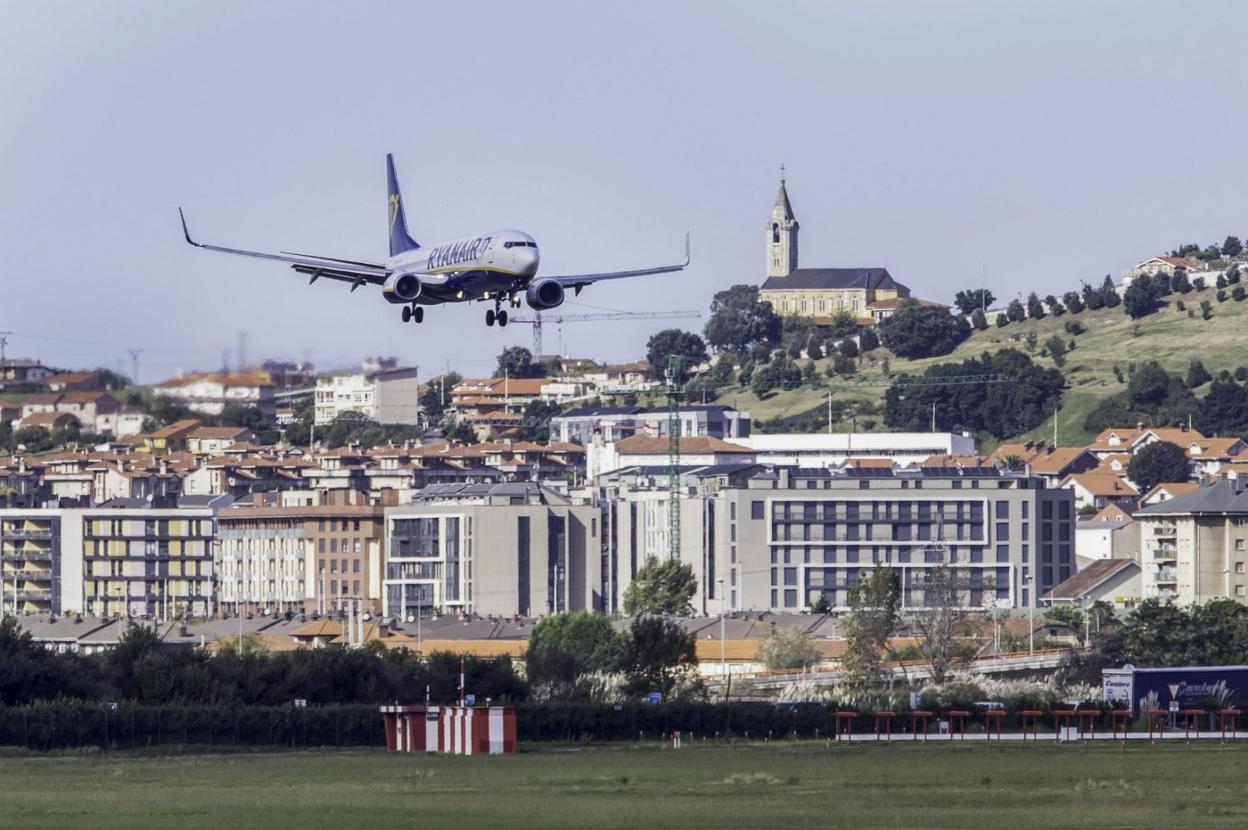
[683,232,691,267]
[178,208,200,247]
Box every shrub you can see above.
[1217,289,1229,303]
[1063,320,1086,336]
[1200,300,1213,320]
[1175,300,1186,311]
[1234,285,1247,302]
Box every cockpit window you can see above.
[503,241,538,249]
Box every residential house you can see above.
[0,359,53,388]
[1138,482,1201,508]
[20,393,62,420]
[988,442,1100,485]
[187,426,254,456]
[136,419,202,454]
[1044,559,1141,610]
[44,372,103,392]
[1075,503,1139,563]
[55,392,119,435]
[1061,473,1139,513]
[588,434,756,479]
[16,411,79,433]
[151,371,276,417]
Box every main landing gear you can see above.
[401,304,424,324]
[486,298,509,327]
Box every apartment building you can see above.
[551,405,752,445]
[313,358,421,426]
[0,511,68,613]
[215,489,392,615]
[709,466,1074,613]
[1134,479,1248,604]
[383,483,601,619]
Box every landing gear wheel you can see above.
[414,306,424,323]
[486,309,496,326]
[497,309,508,327]
[401,306,412,323]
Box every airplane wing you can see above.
[546,233,690,292]
[179,208,390,286]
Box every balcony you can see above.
[1155,567,1178,584]
[1151,545,1178,561]
[1152,525,1178,538]
[0,530,53,540]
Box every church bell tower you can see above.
[766,168,799,278]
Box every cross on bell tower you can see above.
[766,165,799,278]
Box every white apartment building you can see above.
[314,358,421,426]
[734,432,977,468]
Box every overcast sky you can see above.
[4,1,1247,383]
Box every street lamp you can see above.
[717,578,726,694]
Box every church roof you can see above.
[772,179,796,221]
[761,267,908,293]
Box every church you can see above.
[758,175,939,326]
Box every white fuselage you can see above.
[382,229,540,305]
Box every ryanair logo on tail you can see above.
[389,194,401,232]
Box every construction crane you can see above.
[666,354,682,561]
[508,310,701,358]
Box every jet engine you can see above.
[383,272,422,302]
[525,279,565,310]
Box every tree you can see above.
[877,301,971,359]
[1122,274,1161,319]
[838,338,859,359]
[1186,358,1212,389]
[910,559,972,684]
[1062,290,1085,314]
[1100,275,1121,308]
[1128,441,1191,493]
[11,426,53,453]
[841,568,901,694]
[1043,295,1065,317]
[623,557,697,616]
[645,329,708,383]
[525,612,625,700]
[704,285,781,353]
[1026,292,1046,320]
[1128,362,1173,408]
[805,336,823,360]
[619,615,700,699]
[418,371,462,422]
[883,349,1064,439]
[1081,281,1105,310]
[1172,270,1192,294]
[827,310,859,338]
[1198,379,1248,438]
[1200,299,1214,320]
[1045,335,1068,367]
[757,625,820,671]
[970,308,988,330]
[517,398,562,442]
[994,313,1008,328]
[1044,604,1084,629]
[858,328,880,352]
[1006,299,1025,322]
[953,288,995,316]
[495,346,545,379]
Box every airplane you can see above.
[179,154,689,328]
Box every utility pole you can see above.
[0,331,11,363]
[126,348,145,386]
[717,578,726,691]
[827,390,833,434]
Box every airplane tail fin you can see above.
[386,153,420,256]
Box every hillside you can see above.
[707,283,1248,450]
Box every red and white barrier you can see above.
[380,705,516,755]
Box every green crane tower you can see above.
[666,354,682,561]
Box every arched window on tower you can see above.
[772,223,780,243]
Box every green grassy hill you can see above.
[711,284,1248,450]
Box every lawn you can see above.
[722,282,1248,447]
[1,742,1246,829]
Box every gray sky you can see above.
[4,1,1247,383]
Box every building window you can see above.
[1237,562,1246,574]
[1238,585,1246,597]
[751,501,764,520]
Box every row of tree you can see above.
[1084,360,1248,440]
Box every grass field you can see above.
[2,742,1247,828]
[713,282,1248,448]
